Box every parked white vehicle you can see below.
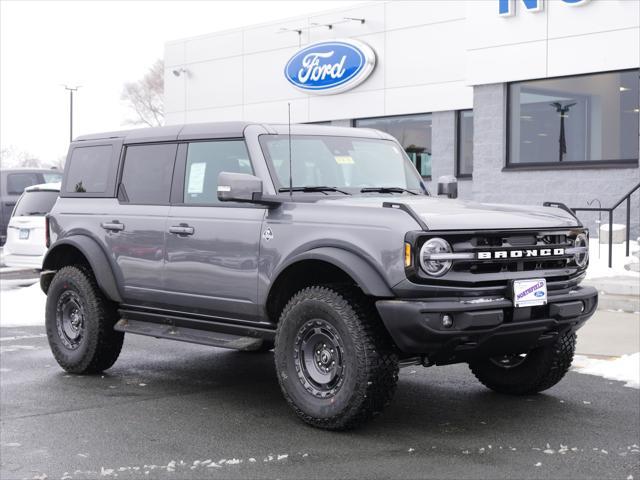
[2,183,60,269]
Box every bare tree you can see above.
[0,146,44,168]
[51,155,67,170]
[121,59,165,127]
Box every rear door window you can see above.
[120,144,177,204]
[64,145,114,194]
[12,191,59,217]
[6,173,42,195]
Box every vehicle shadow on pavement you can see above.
[71,343,637,439]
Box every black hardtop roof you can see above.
[73,121,392,144]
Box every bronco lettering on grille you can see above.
[477,248,565,260]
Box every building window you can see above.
[457,110,473,178]
[508,70,639,168]
[355,113,432,178]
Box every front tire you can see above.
[469,330,576,395]
[274,286,399,430]
[45,266,124,374]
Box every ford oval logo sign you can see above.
[284,39,376,95]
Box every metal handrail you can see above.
[571,182,640,268]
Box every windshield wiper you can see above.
[26,211,47,216]
[360,187,418,195]
[278,186,351,195]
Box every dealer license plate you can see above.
[513,278,547,308]
[19,228,30,240]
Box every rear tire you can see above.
[469,330,576,395]
[45,266,124,374]
[274,286,398,430]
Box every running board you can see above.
[114,319,266,351]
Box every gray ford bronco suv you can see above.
[42,122,597,430]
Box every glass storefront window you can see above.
[355,113,432,178]
[508,70,639,167]
[457,110,473,177]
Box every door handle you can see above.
[101,221,125,232]
[169,225,195,236]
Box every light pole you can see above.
[63,85,81,142]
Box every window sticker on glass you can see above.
[187,162,206,194]
[335,156,354,165]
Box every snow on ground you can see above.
[0,281,45,327]
[586,238,639,279]
[572,353,640,389]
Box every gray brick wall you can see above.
[472,83,640,239]
[430,110,473,200]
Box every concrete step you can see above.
[583,277,639,313]
[584,276,639,296]
[595,292,640,314]
[576,310,639,357]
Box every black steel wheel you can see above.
[294,318,346,399]
[46,266,124,374]
[275,285,399,430]
[56,290,86,350]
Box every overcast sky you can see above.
[0,0,362,165]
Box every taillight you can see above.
[45,215,51,248]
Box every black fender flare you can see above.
[43,236,123,303]
[272,247,394,298]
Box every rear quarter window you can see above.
[63,145,116,196]
[12,191,59,217]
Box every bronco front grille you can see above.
[451,231,576,274]
[408,228,587,286]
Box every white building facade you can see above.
[164,0,640,233]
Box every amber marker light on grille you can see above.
[405,242,412,267]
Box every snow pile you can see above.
[0,282,46,327]
[572,353,640,389]
[586,238,639,279]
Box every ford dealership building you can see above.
[164,0,639,233]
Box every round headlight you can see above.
[419,238,453,277]
[574,233,589,268]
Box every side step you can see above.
[114,319,266,351]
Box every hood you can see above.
[317,195,580,231]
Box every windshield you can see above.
[259,135,425,194]
[12,190,59,217]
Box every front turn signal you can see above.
[404,242,412,267]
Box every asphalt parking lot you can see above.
[1,324,638,480]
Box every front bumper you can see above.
[376,285,598,364]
